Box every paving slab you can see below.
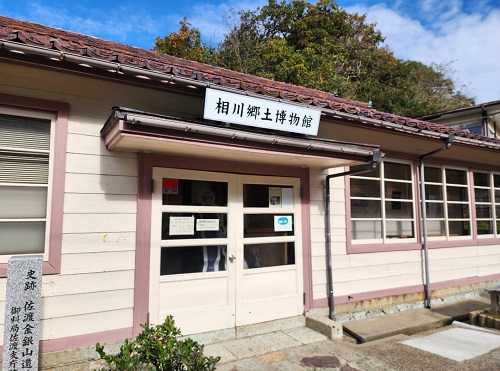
[342,298,491,344]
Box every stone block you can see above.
[305,314,342,340]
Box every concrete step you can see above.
[342,297,490,344]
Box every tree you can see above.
[153,18,215,64]
[153,1,475,116]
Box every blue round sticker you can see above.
[278,217,289,225]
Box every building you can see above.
[419,100,500,139]
[0,15,499,366]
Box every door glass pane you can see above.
[384,162,411,180]
[160,245,227,275]
[244,242,294,269]
[244,214,293,237]
[495,190,500,203]
[0,222,45,254]
[243,184,293,208]
[162,179,228,206]
[351,200,381,218]
[162,213,227,240]
[386,221,414,239]
[0,186,48,218]
[494,174,500,188]
[351,220,382,240]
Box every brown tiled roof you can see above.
[0,15,499,148]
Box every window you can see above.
[0,110,54,256]
[423,166,471,239]
[350,160,416,242]
[473,171,500,237]
[0,96,67,273]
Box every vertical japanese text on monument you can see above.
[3,256,43,371]
[203,88,320,136]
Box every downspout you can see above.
[419,134,454,308]
[325,149,383,320]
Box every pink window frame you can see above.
[0,94,68,277]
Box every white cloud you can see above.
[345,2,500,103]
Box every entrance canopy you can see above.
[101,107,380,168]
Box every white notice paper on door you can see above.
[169,216,195,235]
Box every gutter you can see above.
[324,149,383,320]
[419,134,454,308]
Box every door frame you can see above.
[133,153,312,335]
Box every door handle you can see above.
[229,255,236,262]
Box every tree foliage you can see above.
[153,0,475,117]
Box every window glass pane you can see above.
[351,220,382,240]
[495,190,500,203]
[350,165,379,177]
[425,184,443,200]
[244,214,293,237]
[474,172,490,187]
[161,213,227,240]
[0,114,51,151]
[426,202,444,218]
[386,221,414,239]
[0,153,49,184]
[0,222,45,254]
[447,186,468,202]
[351,200,381,218]
[447,203,470,219]
[243,184,293,208]
[476,205,492,219]
[244,242,294,269]
[475,188,491,203]
[477,221,493,235]
[160,245,226,275]
[384,162,411,180]
[350,178,380,198]
[385,182,412,200]
[385,201,413,218]
[427,220,445,237]
[0,186,47,218]
[449,221,470,236]
[424,167,441,183]
[446,169,467,185]
[493,174,500,188]
[162,179,228,206]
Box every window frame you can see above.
[423,165,472,241]
[473,171,500,239]
[0,94,68,277]
[348,159,418,246]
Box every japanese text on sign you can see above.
[203,88,320,136]
[3,256,43,371]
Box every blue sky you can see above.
[1,0,499,104]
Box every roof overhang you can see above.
[101,107,381,168]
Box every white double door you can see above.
[149,168,303,335]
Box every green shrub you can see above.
[95,315,220,370]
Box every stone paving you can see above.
[204,325,500,371]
